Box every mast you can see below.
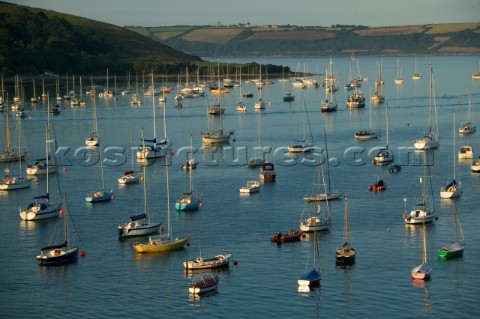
[151,72,157,147]
[6,93,11,153]
[141,128,148,220]
[345,194,350,244]
[323,128,332,193]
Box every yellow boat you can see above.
[133,234,189,253]
[210,89,230,94]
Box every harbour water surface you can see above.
[1,55,480,318]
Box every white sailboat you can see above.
[304,128,341,201]
[288,99,314,153]
[411,56,423,80]
[440,113,462,199]
[403,152,437,225]
[254,65,265,110]
[20,123,61,220]
[248,109,266,167]
[236,69,247,112]
[137,73,171,160]
[118,130,162,240]
[394,58,404,85]
[118,128,143,184]
[85,119,113,203]
[27,98,57,175]
[458,90,476,134]
[300,159,332,232]
[373,103,394,165]
[85,85,100,146]
[414,67,439,150]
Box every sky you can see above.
[7,0,480,27]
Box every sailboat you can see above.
[27,98,57,175]
[321,68,337,112]
[440,113,462,199]
[411,215,432,280]
[118,129,143,184]
[70,75,79,106]
[304,129,341,201]
[85,130,113,202]
[131,73,142,106]
[0,116,30,190]
[371,61,384,104]
[414,67,439,150]
[298,218,321,289]
[437,201,465,258]
[282,66,295,102]
[336,195,356,266]
[354,90,381,140]
[137,72,171,159]
[403,151,437,224]
[459,90,476,134]
[0,96,25,163]
[41,77,48,99]
[30,78,37,103]
[118,131,162,240]
[133,153,189,252]
[411,56,423,80]
[254,65,266,110]
[373,103,394,165]
[300,159,332,233]
[37,195,79,266]
[236,69,247,112]
[247,100,267,166]
[20,127,61,221]
[176,135,202,211]
[85,85,100,146]
[98,68,114,98]
[202,66,232,145]
[394,58,404,85]
[288,99,314,153]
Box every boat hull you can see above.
[183,253,232,270]
[411,263,432,280]
[20,202,62,221]
[133,236,189,253]
[304,192,342,201]
[118,222,161,240]
[85,191,113,202]
[37,247,78,266]
[175,200,200,211]
[298,268,321,287]
[437,242,464,258]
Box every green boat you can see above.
[437,242,465,258]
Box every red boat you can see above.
[369,179,386,191]
[271,229,304,243]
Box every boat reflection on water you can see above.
[412,279,433,315]
[188,289,219,303]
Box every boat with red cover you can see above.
[271,229,304,244]
[369,179,386,191]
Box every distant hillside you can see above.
[126,23,480,57]
[0,2,202,75]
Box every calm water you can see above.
[1,55,480,318]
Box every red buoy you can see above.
[111,195,115,199]
[199,202,203,207]
[233,260,238,265]
[59,209,63,215]
[80,251,86,257]
[63,167,67,172]
[161,226,165,232]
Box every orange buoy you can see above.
[233,260,238,265]
[80,251,86,257]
